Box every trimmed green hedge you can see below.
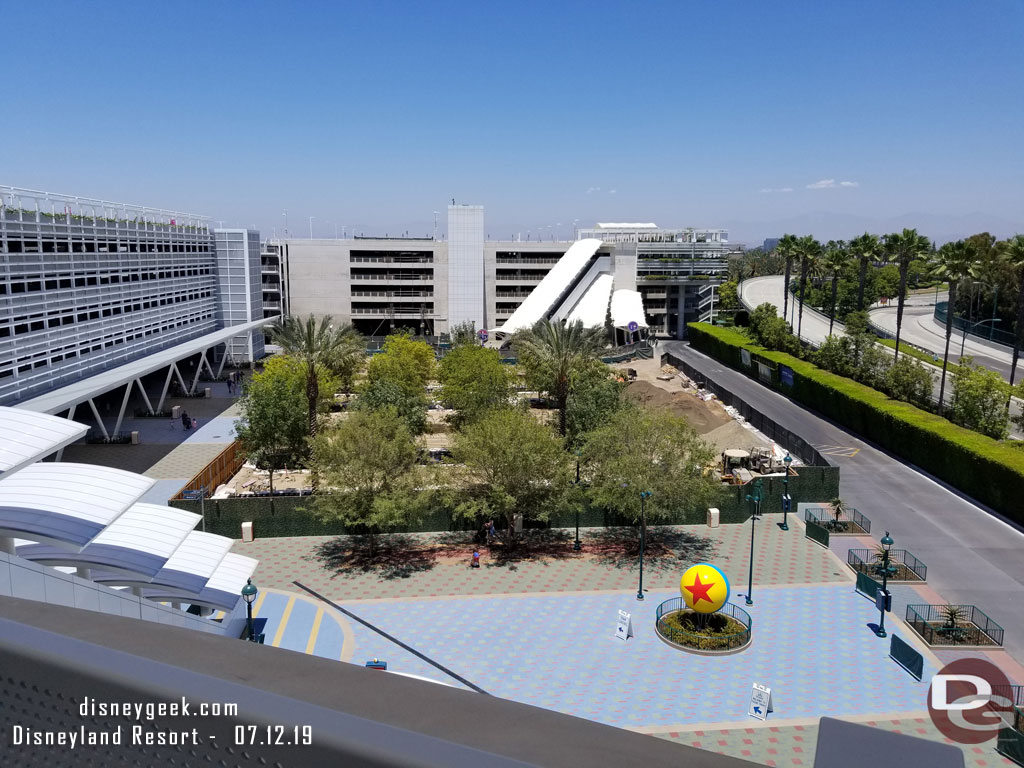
[687,322,1024,523]
[168,467,837,539]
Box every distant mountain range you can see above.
[723,211,1024,248]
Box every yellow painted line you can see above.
[305,606,324,655]
[250,590,268,616]
[271,594,296,647]
[338,612,355,662]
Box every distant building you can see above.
[762,237,780,252]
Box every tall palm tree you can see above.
[268,315,364,437]
[848,233,883,312]
[883,229,932,362]
[795,236,823,342]
[822,240,850,335]
[930,241,977,409]
[512,319,606,436]
[1002,234,1024,391]
[776,234,799,325]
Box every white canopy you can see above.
[0,406,89,478]
[611,289,649,329]
[566,273,614,329]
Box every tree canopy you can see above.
[438,344,515,427]
[365,331,436,398]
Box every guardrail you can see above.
[804,506,871,534]
[906,604,1004,647]
[655,598,752,652]
[848,549,927,582]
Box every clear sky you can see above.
[3,0,1022,244]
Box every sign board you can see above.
[779,365,794,388]
[628,321,639,333]
[740,348,752,368]
[615,610,633,641]
[757,362,772,383]
[748,683,773,720]
[875,588,892,613]
[478,329,488,342]
[183,489,204,500]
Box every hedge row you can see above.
[686,322,1024,523]
[168,467,838,539]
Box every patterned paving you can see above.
[654,718,1016,767]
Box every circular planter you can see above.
[655,598,752,655]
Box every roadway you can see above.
[663,340,1024,668]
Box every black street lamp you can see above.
[875,531,894,638]
[573,450,582,551]
[241,577,258,642]
[637,491,651,601]
[745,479,763,606]
[779,452,792,531]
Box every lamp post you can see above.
[745,478,763,606]
[875,531,894,638]
[573,450,582,551]
[637,491,651,601]
[241,578,258,642]
[779,453,792,531]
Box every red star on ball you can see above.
[685,572,716,605]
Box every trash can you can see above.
[171,405,181,419]
[130,431,140,445]
[706,508,720,528]
[204,387,211,398]
[241,521,254,542]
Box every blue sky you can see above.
[3,1,1022,244]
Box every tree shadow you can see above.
[585,526,717,572]
[433,528,578,568]
[311,534,438,580]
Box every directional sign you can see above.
[478,329,489,342]
[627,321,639,333]
[749,683,773,720]
[183,489,204,500]
[615,610,634,641]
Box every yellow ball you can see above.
[680,563,730,613]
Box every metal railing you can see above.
[856,571,882,601]
[804,506,871,534]
[935,301,1016,347]
[848,549,927,582]
[655,598,752,652]
[906,604,1004,647]
[805,518,830,548]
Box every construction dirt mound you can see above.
[623,380,731,435]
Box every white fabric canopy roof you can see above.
[0,406,89,478]
[566,273,614,329]
[610,289,649,329]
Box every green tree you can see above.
[776,234,799,321]
[448,320,479,348]
[581,404,718,543]
[883,229,932,362]
[795,235,823,341]
[930,240,977,408]
[235,356,334,493]
[884,355,934,407]
[564,359,625,448]
[849,233,884,312]
[356,378,428,435]
[365,331,436,398]
[448,408,570,545]
[512,319,606,436]
[748,303,799,354]
[949,357,1010,439]
[311,407,424,555]
[717,280,740,311]
[1002,235,1024,393]
[267,315,364,437]
[438,344,514,428]
[822,240,850,335]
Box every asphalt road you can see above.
[663,340,1024,667]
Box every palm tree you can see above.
[795,235,823,342]
[848,233,883,312]
[776,234,799,325]
[268,315,364,437]
[930,240,976,409]
[884,229,932,362]
[822,240,850,335]
[1002,235,1024,392]
[512,319,606,436]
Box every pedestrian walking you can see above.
[181,411,191,430]
[471,551,480,568]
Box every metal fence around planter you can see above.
[848,548,927,582]
[905,604,1004,647]
[855,571,882,601]
[655,598,752,653]
[804,506,871,534]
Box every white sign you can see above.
[740,348,752,368]
[615,610,633,641]
[748,683,773,720]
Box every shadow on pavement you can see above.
[312,534,438,581]
[585,527,717,572]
